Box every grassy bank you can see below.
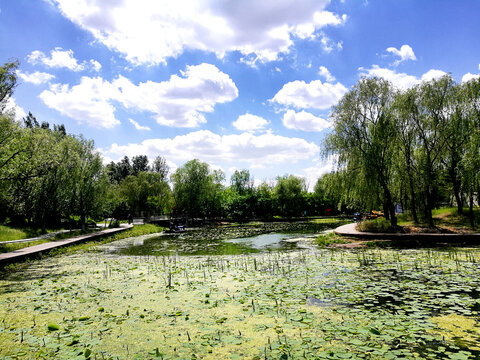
[0,225,59,242]
[357,207,480,233]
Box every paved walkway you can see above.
[335,223,480,242]
[0,224,133,265]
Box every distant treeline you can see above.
[323,75,480,227]
[0,61,334,230]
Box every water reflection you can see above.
[101,232,314,256]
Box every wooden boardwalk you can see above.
[0,224,132,265]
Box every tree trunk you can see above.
[451,169,463,215]
[407,168,419,223]
[469,189,474,228]
[384,187,397,227]
[80,192,86,231]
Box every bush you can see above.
[316,232,347,247]
[357,218,394,233]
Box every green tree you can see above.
[152,155,169,181]
[132,155,149,175]
[412,76,455,227]
[326,77,398,226]
[0,60,19,114]
[171,159,224,220]
[274,175,306,217]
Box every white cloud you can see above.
[293,11,346,39]
[39,76,121,128]
[39,63,237,129]
[102,130,319,169]
[27,48,85,71]
[318,66,335,82]
[50,0,345,65]
[359,65,446,89]
[386,44,416,66]
[90,59,102,72]
[232,113,269,132]
[421,69,447,82]
[113,63,238,127]
[129,118,151,131]
[27,48,102,72]
[5,98,27,121]
[17,70,55,85]
[271,79,347,110]
[300,157,335,191]
[462,72,480,83]
[282,109,331,132]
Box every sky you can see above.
[1,0,480,189]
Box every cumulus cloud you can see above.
[271,79,347,110]
[129,118,151,131]
[282,109,331,132]
[90,59,102,72]
[17,70,55,85]
[359,65,446,89]
[102,130,319,169]
[5,98,27,121]
[232,113,270,132]
[113,63,238,127]
[318,66,335,82]
[386,44,416,66]
[421,69,447,82]
[27,48,102,72]
[39,63,237,128]
[300,157,335,191]
[27,48,85,71]
[462,73,480,82]
[293,12,347,39]
[50,0,346,65]
[39,76,121,128]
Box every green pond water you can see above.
[1,227,480,359]
[102,232,310,257]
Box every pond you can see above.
[100,232,316,256]
[1,222,480,359]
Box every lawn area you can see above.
[0,225,28,241]
[0,224,164,255]
[0,224,62,242]
[358,207,480,234]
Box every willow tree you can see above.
[393,88,421,223]
[326,77,398,226]
[412,76,456,227]
[461,77,480,226]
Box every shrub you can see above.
[357,218,394,233]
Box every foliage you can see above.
[315,232,347,247]
[357,217,395,233]
[325,75,480,228]
[0,59,18,113]
[171,159,224,219]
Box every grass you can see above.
[0,225,63,241]
[358,207,480,233]
[315,232,348,247]
[0,224,163,260]
[357,217,394,233]
[0,225,27,241]
[47,224,164,257]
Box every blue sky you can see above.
[1,0,480,188]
